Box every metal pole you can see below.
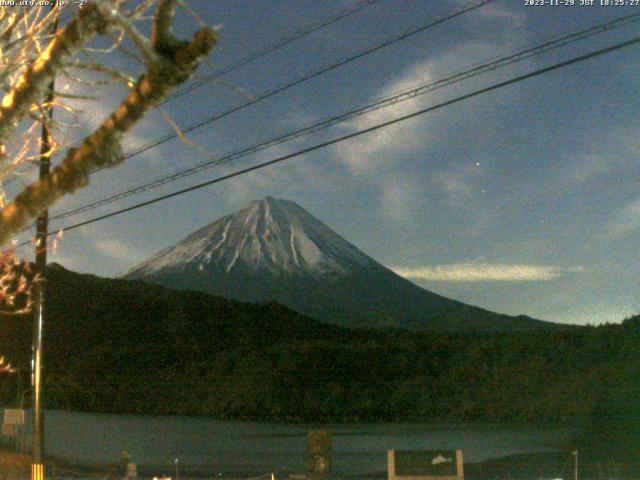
[32,7,57,480]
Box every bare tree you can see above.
[0,0,217,247]
[0,245,32,314]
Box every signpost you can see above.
[307,430,332,475]
[388,449,464,480]
[2,409,24,438]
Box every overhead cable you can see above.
[15,34,639,246]
[47,13,640,223]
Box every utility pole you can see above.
[32,7,58,480]
[573,449,579,480]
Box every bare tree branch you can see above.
[94,0,162,67]
[0,4,110,168]
[0,12,217,245]
[152,0,178,51]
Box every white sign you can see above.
[3,409,24,425]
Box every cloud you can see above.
[328,6,531,212]
[95,238,144,264]
[75,225,148,266]
[431,162,487,210]
[393,262,582,282]
[569,154,611,185]
[606,196,640,239]
[467,1,526,30]
[379,175,425,222]
[333,61,434,173]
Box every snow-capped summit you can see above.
[127,197,374,279]
[125,197,558,332]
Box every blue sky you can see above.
[9,0,640,325]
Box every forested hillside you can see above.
[0,265,637,429]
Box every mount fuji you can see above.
[124,197,559,332]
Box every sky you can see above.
[7,0,640,325]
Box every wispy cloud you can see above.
[569,154,611,185]
[333,61,434,174]
[606,196,640,239]
[431,162,487,210]
[379,175,425,223]
[77,225,148,265]
[467,1,526,31]
[95,238,144,264]
[328,6,530,210]
[393,262,582,282]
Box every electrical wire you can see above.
[2,0,382,185]
[162,0,383,105]
[15,34,640,247]
[8,0,494,185]
[46,12,640,223]
[109,0,496,165]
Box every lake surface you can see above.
[6,409,576,477]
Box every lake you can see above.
[5,409,576,477]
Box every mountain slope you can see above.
[127,197,375,278]
[125,197,560,332]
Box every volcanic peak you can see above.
[127,197,374,279]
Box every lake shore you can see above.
[2,449,638,480]
[4,409,637,480]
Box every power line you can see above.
[16,34,639,247]
[7,0,495,193]
[2,0,381,185]
[46,12,640,223]
[11,0,502,243]
[9,0,494,185]
[162,0,382,105]
[96,0,497,170]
